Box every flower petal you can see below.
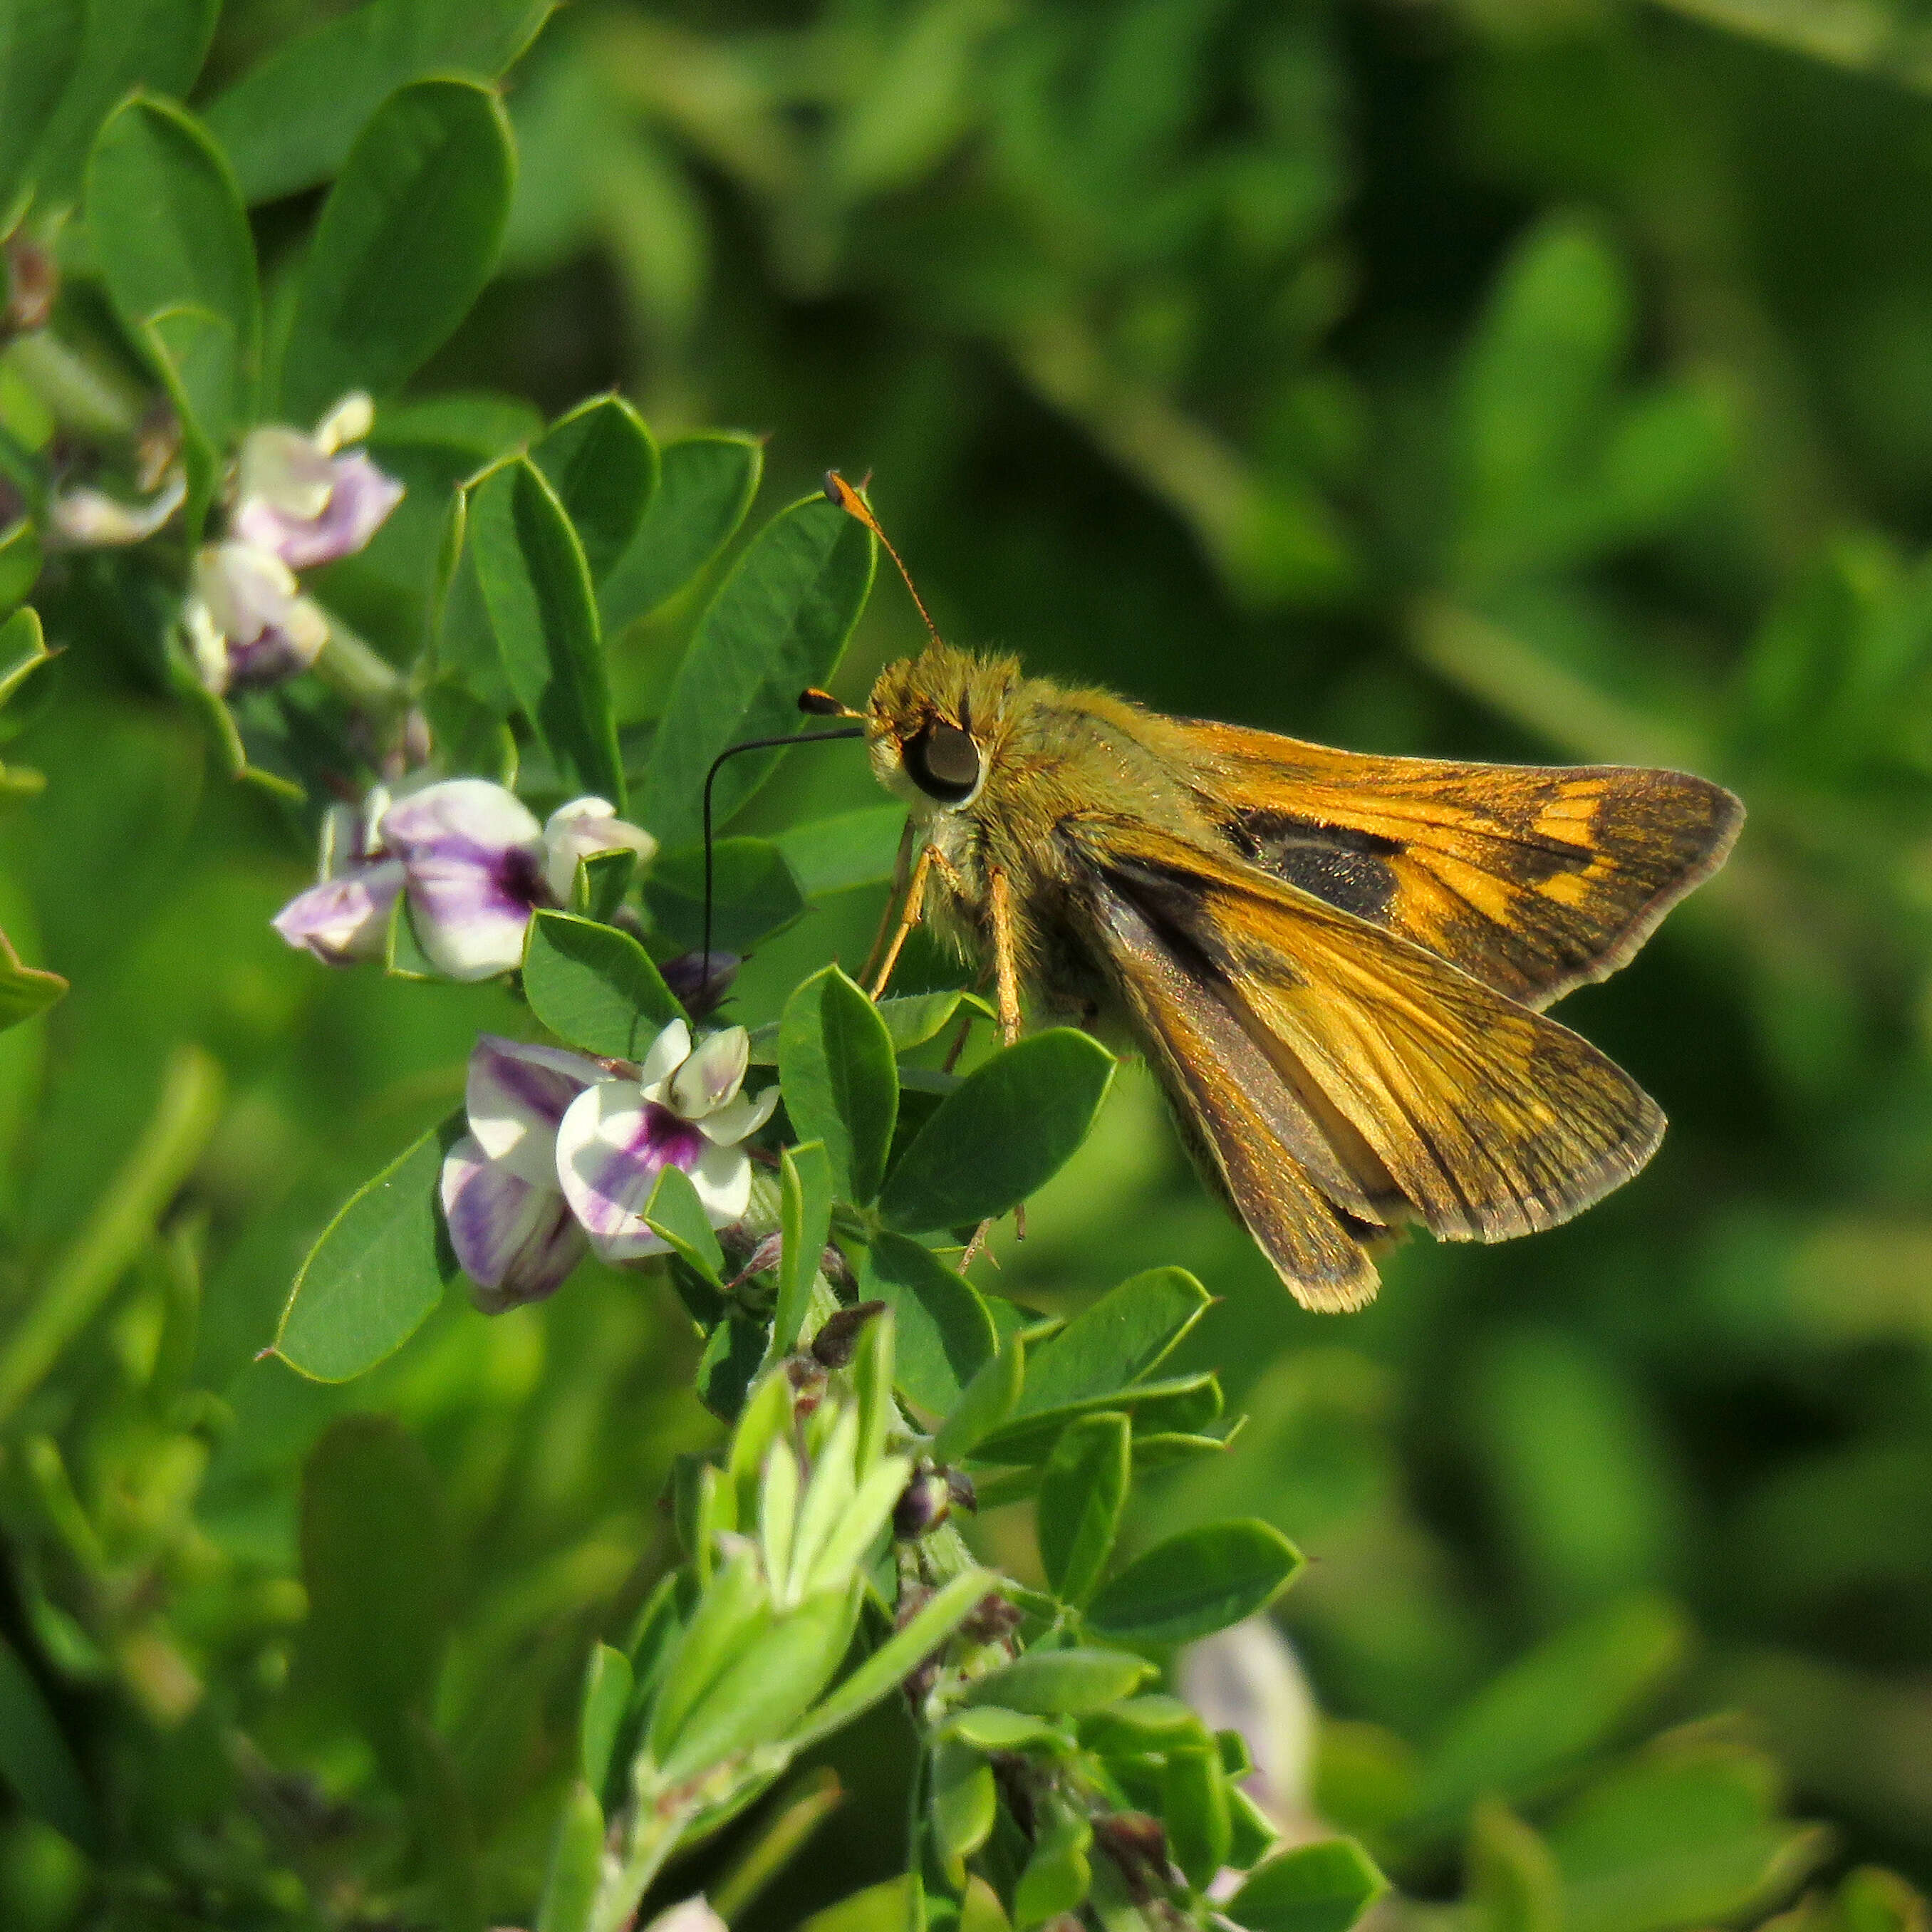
[313,390,375,452]
[696,1083,778,1146]
[272,860,404,965]
[556,1084,715,1262]
[467,1033,604,1184]
[440,1132,586,1310]
[636,1018,692,1096]
[237,452,403,570]
[195,539,299,643]
[237,425,336,519]
[48,470,185,547]
[541,796,659,903]
[671,1025,749,1121]
[381,780,551,981]
[686,1139,754,1226]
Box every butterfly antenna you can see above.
[825,470,947,652]
[700,724,866,1006]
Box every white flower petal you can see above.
[380,780,550,981]
[671,1026,749,1121]
[237,425,335,519]
[555,1081,721,1262]
[1177,1619,1317,1833]
[380,778,545,860]
[642,1899,727,1932]
[314,390,375,452]
[541,796,659,903]
[696,1083,777,1146]
[440,1132,586,1309]
[686,1139,753,1225]
[184,598,229,693]
[48,471,185,546]
[466,1034,605,1185]
[636,1018,691,1096]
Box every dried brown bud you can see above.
[811,1299,887,1368]
[960,1591,1023,1644]
[4,239,57,335]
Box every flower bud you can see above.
[810,1300,887,1368]
[893,1468,953,1540]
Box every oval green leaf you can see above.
[638,492,875,851]
[779,965,898,1205]
[858,1231,994,1420]
[524,910,683,1058]
[599,430,762,634]
[1085,1520,1303,1646]
[1227,1839,1390,1932]
[1036,1411,1129,1609]
[462,456,624,805]
[0,0,84,217]
[279,76,514,422]
[958,1648,1152,1718]
[274,1113,463,1381]
[879,1029,1113,1233]
[534,393,659,585]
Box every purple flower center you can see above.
[632,1101,708,1175]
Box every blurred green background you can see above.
[9,0,1932,1924]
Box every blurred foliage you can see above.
[1,0,1932,1926]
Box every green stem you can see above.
[0,1046,223,1426]
[313,615,406,713]
[588,1795,697,1932]
[6,331,143,440]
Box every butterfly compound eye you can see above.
[904,722,981,804]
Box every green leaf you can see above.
[1036,1411,1128,1609]
[523,910,684,1058]
[879,1030,1114,1233]
[0,520,43,615]
[774,1141,833,1358]
[28,0,218,208]
[1018,1267,1212,1415]
[872,990,992,1056]
[0,0,84,219]
[1549,1740,1828,1932]
[958,1648,1152,1717]
[781,1566,995,1754]
[1165,1742,1232,1891]
[1227,1839,1390,1932]
[1469,1799,1563,1932]
[642,1162,725,1288]
[942,1706,1066,1754]
[578,1643,631,1797]
[205,0,552,206]
[775,804,908,899]
[1406,1595,1689,1836]
[274,1113,464,1381]
[87,94,257,474]
[536,1780,605,1932]
[534,393,659,585]
[0,924,64,1032]
[779,965,899,1204]
[1086,1520,1303,1646]
[0,1629,98,1854]
[299,1415,450,1772]
[279,77,514,423]
[461,457,624,805]
[645,838,805,954]
[1015,1804,1091,1929]
[600,430,763,634]
[859,1232,996,1420]
[932,1336,1024,1466]
[639,492,876,850]
[968,1370,1222,1468]
[930,1736,997,1871]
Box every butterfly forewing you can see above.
[1175,720,1743,1008]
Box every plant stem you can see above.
[588,1795,698,1932]
[6,330,144,440]
[314,614,406,712]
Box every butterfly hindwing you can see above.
[1066,817,1665,1256]
[1173,718,1743,1008]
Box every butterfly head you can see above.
[864,643,1017,814]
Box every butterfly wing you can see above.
[1172,719,1742,1008]
[1065,817,1663,1303]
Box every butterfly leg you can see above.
[987,868,1024,1049]
[867,841,940,999]
[861,817,918,990]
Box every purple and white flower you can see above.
[185,539,331,695]
[231,392,403,571]
[271,777,658,980]
[556,1019,777,1262]
[440,1034,604,1310]
[272,791,405,965]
